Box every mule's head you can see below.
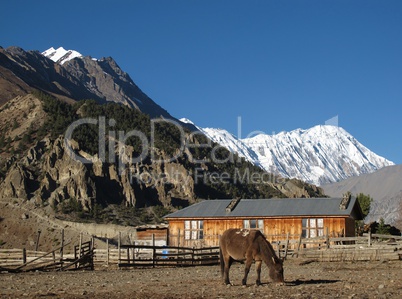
[269,257,284,283]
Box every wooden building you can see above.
[134,224,169,246]
[164,196,363,247]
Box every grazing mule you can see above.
[219,228,284,286]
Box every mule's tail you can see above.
[219,246,224,277]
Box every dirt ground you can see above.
[1,259,401,299]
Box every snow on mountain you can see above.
[180,118,195,125]
[180,118,260,165]
[42,47,83,64]
[243,125,394,185]
[185,118,394,186]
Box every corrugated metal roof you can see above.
[164,197,362,219]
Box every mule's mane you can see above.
[257,234,281,265]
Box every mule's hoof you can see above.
[226,283,232,288]
[242,284,247,288]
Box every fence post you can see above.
[132,241,135,266]
[178,229,181,247]
[152,234,156,268]
[277,241,281,258]
[326,227,330,249]
[284,233,289,259]
[177,229,181,257]
[91,235,95,270]
[296,233,303,257]
[106,237,109,266]
[368,229,372,246]
[35,230,41,254]
[79,233,83,258]
[22,248,27,265]
[60,229,64,267]
[118,232,121,267]
[77,232,83,269]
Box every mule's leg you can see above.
[223,255,233,285]
[255,260,262,286]
[241,258,253,286]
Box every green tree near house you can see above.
[355,193,373,235]
[376,217,391,235]
[357,193,373,218]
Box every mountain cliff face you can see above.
[184,119,394,186]
[0,94,323,214]
[0,46,176,120]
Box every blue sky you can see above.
[1,0,401,163]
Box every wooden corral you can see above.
[3,232,401,271]
[118,244,219,268]
[295,233,402,261]
[0,231,94,272]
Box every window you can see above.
[184,220,204,240]
[243,219,264,232]
[302,218,324,238]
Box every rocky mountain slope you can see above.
[0,46,176,120]
[0,46,325,227]
[0,93,323,217]
[322,164,402,228]
[183,119,394,186]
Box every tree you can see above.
[355,193,373,235]
[12,119,19,130]
[0,134,5,150]
[376,218,391,235]
[356,193,373,218]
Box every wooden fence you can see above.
[286,233,402,261]
[2,232,401,271]
[118,245,219,268]
[0,232,94,272]
[90,232,402,266]
[115,232,219,268]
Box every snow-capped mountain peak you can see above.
[180,118,195,125]
[42,47,83,65]
[188,120,394,186]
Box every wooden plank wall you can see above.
[167,216,355,246]
[136,228,167,242]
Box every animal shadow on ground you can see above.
[242,279,339,287]
[285,279,340,286]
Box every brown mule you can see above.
[219,228,284,286]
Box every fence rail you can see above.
[118,244,219,268]
[292,233,402,261]
[2,232,401,271]
[0,231,94,272]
